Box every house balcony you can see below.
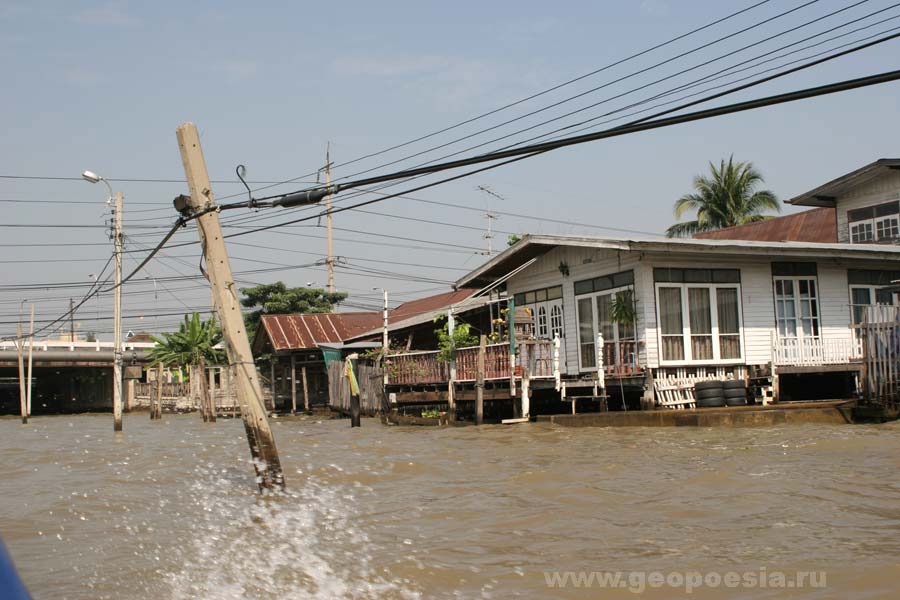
[772,335,863,367]
[385,340,557,386]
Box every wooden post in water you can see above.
[290,355,297,415]
[476,334,486,426]
[199,357,215,422]
[194,365,207,422]
[301,365,310,413]
[346,355,361,427]
[126,379,135,414]
[16,323,26,424]
[152,363,163,420]
[176,122,284,491]
[269,360,276,412]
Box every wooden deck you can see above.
[537,400,856,427]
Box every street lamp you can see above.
[82,169,124,432]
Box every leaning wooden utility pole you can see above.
[325,143,335,295]
[176,122,285,491]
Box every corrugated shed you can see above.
[693,208,836,243]
[259,312,382,352]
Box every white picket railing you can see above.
[772,335,863,367]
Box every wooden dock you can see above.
[537,400,857,427]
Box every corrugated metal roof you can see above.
[693,208,836,243]
[256,290,479,351]
[788,158,900,206]
[389,289,476,322]
[259,312,382,352]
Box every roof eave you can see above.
[787,158,900,206]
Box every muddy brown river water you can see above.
[1,414,898,599]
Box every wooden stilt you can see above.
[199,358,214,422]
[301,365,310,413]
[290,355,297,415]
[126,379,135,415]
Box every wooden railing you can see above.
[857,316,900,407]
[772,335,862,367]
[385,350,448,385]
[603,340,642,376]
[385,339,556,385]
[456,343,511,381]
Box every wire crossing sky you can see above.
[2,0,899,339]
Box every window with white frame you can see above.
[574,270,635,371]
[848,269,900,324]
[771,262,819,339]
[513,285,563,340]
[653,268,743,363]
[848,201,900,243]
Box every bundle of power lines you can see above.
[3,0,900,340]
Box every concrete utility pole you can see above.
[325,143,335,296]
[175,122,285,491]
[382,288,389,386]
[69,298,75,342]
[81,170,124,431]
[26,304,34,417]
[16,322,26,424]
[112,190,124,432]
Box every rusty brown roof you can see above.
[693,208,836,243]
[259,312,382,352]
[389,289,477,323]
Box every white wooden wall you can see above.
[834,170,900,243]
[505,245,894,374]
[505,245,643,376]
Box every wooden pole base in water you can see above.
[350,394,361,427]
[151,363,163,420]
[177,122,285,492]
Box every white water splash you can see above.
[167,466,418,600]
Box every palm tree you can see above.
[666,156,780,238]
[148,312,225,368]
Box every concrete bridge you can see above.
[0,340,155,414]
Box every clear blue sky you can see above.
[2,0,898,339]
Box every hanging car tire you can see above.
[695,395,726,408]
[723,379,747,390]
[696,388,725,400]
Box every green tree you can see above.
[507,234,525,246]
[666,156,779,238]
[239,281,347,338]
[148,312,225,367]
[433,315,479,362]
